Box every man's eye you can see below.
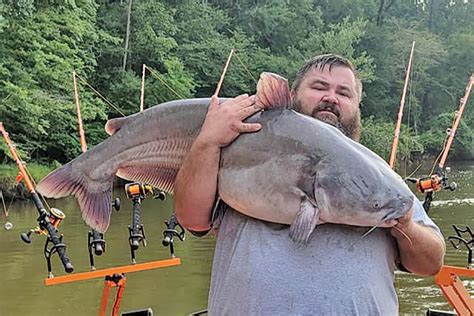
[338,91,350,97]
[312,85,325,90]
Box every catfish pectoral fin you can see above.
[289,196,320,244]
[117,164,179,193]
[36,162,113,233]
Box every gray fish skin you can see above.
[37,85,413,242]
[220,108,413,243]
[37,98,215,233]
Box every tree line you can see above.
[0,0,473,167]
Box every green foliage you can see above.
[0,162,56,187]
[0,0,472,165]
[0,1,117,162]
[360,116,423,162]
[419,112,474,158]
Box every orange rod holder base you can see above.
[99,274,127,316]
[44,258,181,286]
[434,265,474,315]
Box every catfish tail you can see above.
[36,162,113,233]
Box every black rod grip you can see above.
[31,193,74,273]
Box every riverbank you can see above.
[0,163,55,199]
[0,163,130,200]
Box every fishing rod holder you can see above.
[162,213,185,258]
[86,197,120,271]
[88,229,106,271]
[448,225,473,269]
[124,183,165,264]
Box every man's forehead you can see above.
[304,65,357,87]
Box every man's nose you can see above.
[321,92,338,105]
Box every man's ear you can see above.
[290,89,296,100]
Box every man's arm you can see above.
[390,209,445,275]
[174,94,261,232]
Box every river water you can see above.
[0,161,472,315]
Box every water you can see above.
[0,161,473,315]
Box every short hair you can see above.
[291,54,363,102]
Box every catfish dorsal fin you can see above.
[255,72,291,110]
[105,117,128,135]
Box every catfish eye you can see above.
[373,201,381,209]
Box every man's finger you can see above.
[239,103,262,119]
[239,122,261,133]
[226,94,255,109]
[209,95,219,109]
[235,95,256,108]
[220,94,249,107]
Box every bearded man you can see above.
[175,54,445,315]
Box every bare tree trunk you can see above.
[122,0,133,71]
[376,0,385,26]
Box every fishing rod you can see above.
[389,41,415,169]
[0,122,74,276]
[406,74,473,212]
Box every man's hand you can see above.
[387,208,445,275]
[388,208,415,240]
[198,94,262,148]
[174,94,262,232]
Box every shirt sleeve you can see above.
[411,196,444,240]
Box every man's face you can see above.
[291,65,361,141]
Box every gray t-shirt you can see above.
[207,198,442,315]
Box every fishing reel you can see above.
[162,213,185,258]
[406,167,458,212]
[20,206,73,276]
[20,207,65,244]
[125,182,166,201]
[406,167,457,194]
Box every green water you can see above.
[0,161,473,315]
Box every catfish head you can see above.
[312,138,414,228]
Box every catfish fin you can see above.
[289,195,320,244]
[255,72,291,110]
[36,162,113,233]
[105,117,128,135]
[117,164,179,193]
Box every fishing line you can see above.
[234,51,258,85]
[0,190,13,230]
[1,190,9,219]
[405,163,423,179]
[144,65,185,100]
[74,73,126,117]
[8,141,53,211]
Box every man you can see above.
[175,54,445,315]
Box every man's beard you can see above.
[292,100,361,141]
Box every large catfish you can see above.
[37,73,414,243]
